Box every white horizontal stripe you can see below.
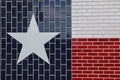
[72,0,120,38]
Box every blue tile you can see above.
[28,55,33,64]
[17,76,22,80]
[7,65,11,74]
[56,60,60,69]
[7,55,11,63]
[18,2,22,11]
[1,60,6,69]
[18,13,22,22]
[1,18,6,27]
[28,65,33,74]
[50,23,55,32]
[2,29,6,38]
[34,71,38,80]
[50,65,55,74]
[35,8,39,17]
[56,50,60,59]
[1,71,5,80]
[34,60,38,69]
[67,39,71,48]
[56,0,60,5]
[61,23,66,32]
[17,44,22,53]
[12,8,16,17]
[12,0,16,6]
[45,71,49,80]
[62,76,66,80]
[61,55,66,64]
[66,7,71,16]
[61,44,66,53]
[17,65,22,74]
[23,71,27,80]
[1,50,6,59]
[67,71,71,80]
[45,62,49,69]
[12,18,17,27]
[2,39,6,48]
[23,18,27,27]
[1,0,6,6]
[45,18,49,27]
[23,0,27,6]
[66,0,71,5]
[61,65,66,74]
[56,7,60,16]
[12,60,16,69]
[67,50,71,59]
[39,12,43,21]
[28,2,32,11]
[7,23,11,32]
[45,9,49,17]
[23,60,27,69]
[12,39,16,48]
[7,76,11,80]
[12,71,16,80]
[39,65,44,74]
[61,12,65,21]
[34,0,38,6]
[56,39,60,48]
[18,23,22,32]
[56,71,60,80]
[67,60,71,70]
[50,1,54,21]
[12,50,16,59]
[7,2,11,11]
[1,8,6,17]
[39,2,43,11]
[29,76,33,80]
[56,18,60,27]
[7,34,11,43]
[67,18,71,27]
[50,44,55,53]
[7,13,11,22]
[50,55,55,64]
[61,1,65,11]
[50,76,55,80]
[45,0,49,6]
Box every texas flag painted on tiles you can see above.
[1,0,120,80]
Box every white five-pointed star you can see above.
[8,14,59,64]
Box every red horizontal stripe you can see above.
[72,38,120,80]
